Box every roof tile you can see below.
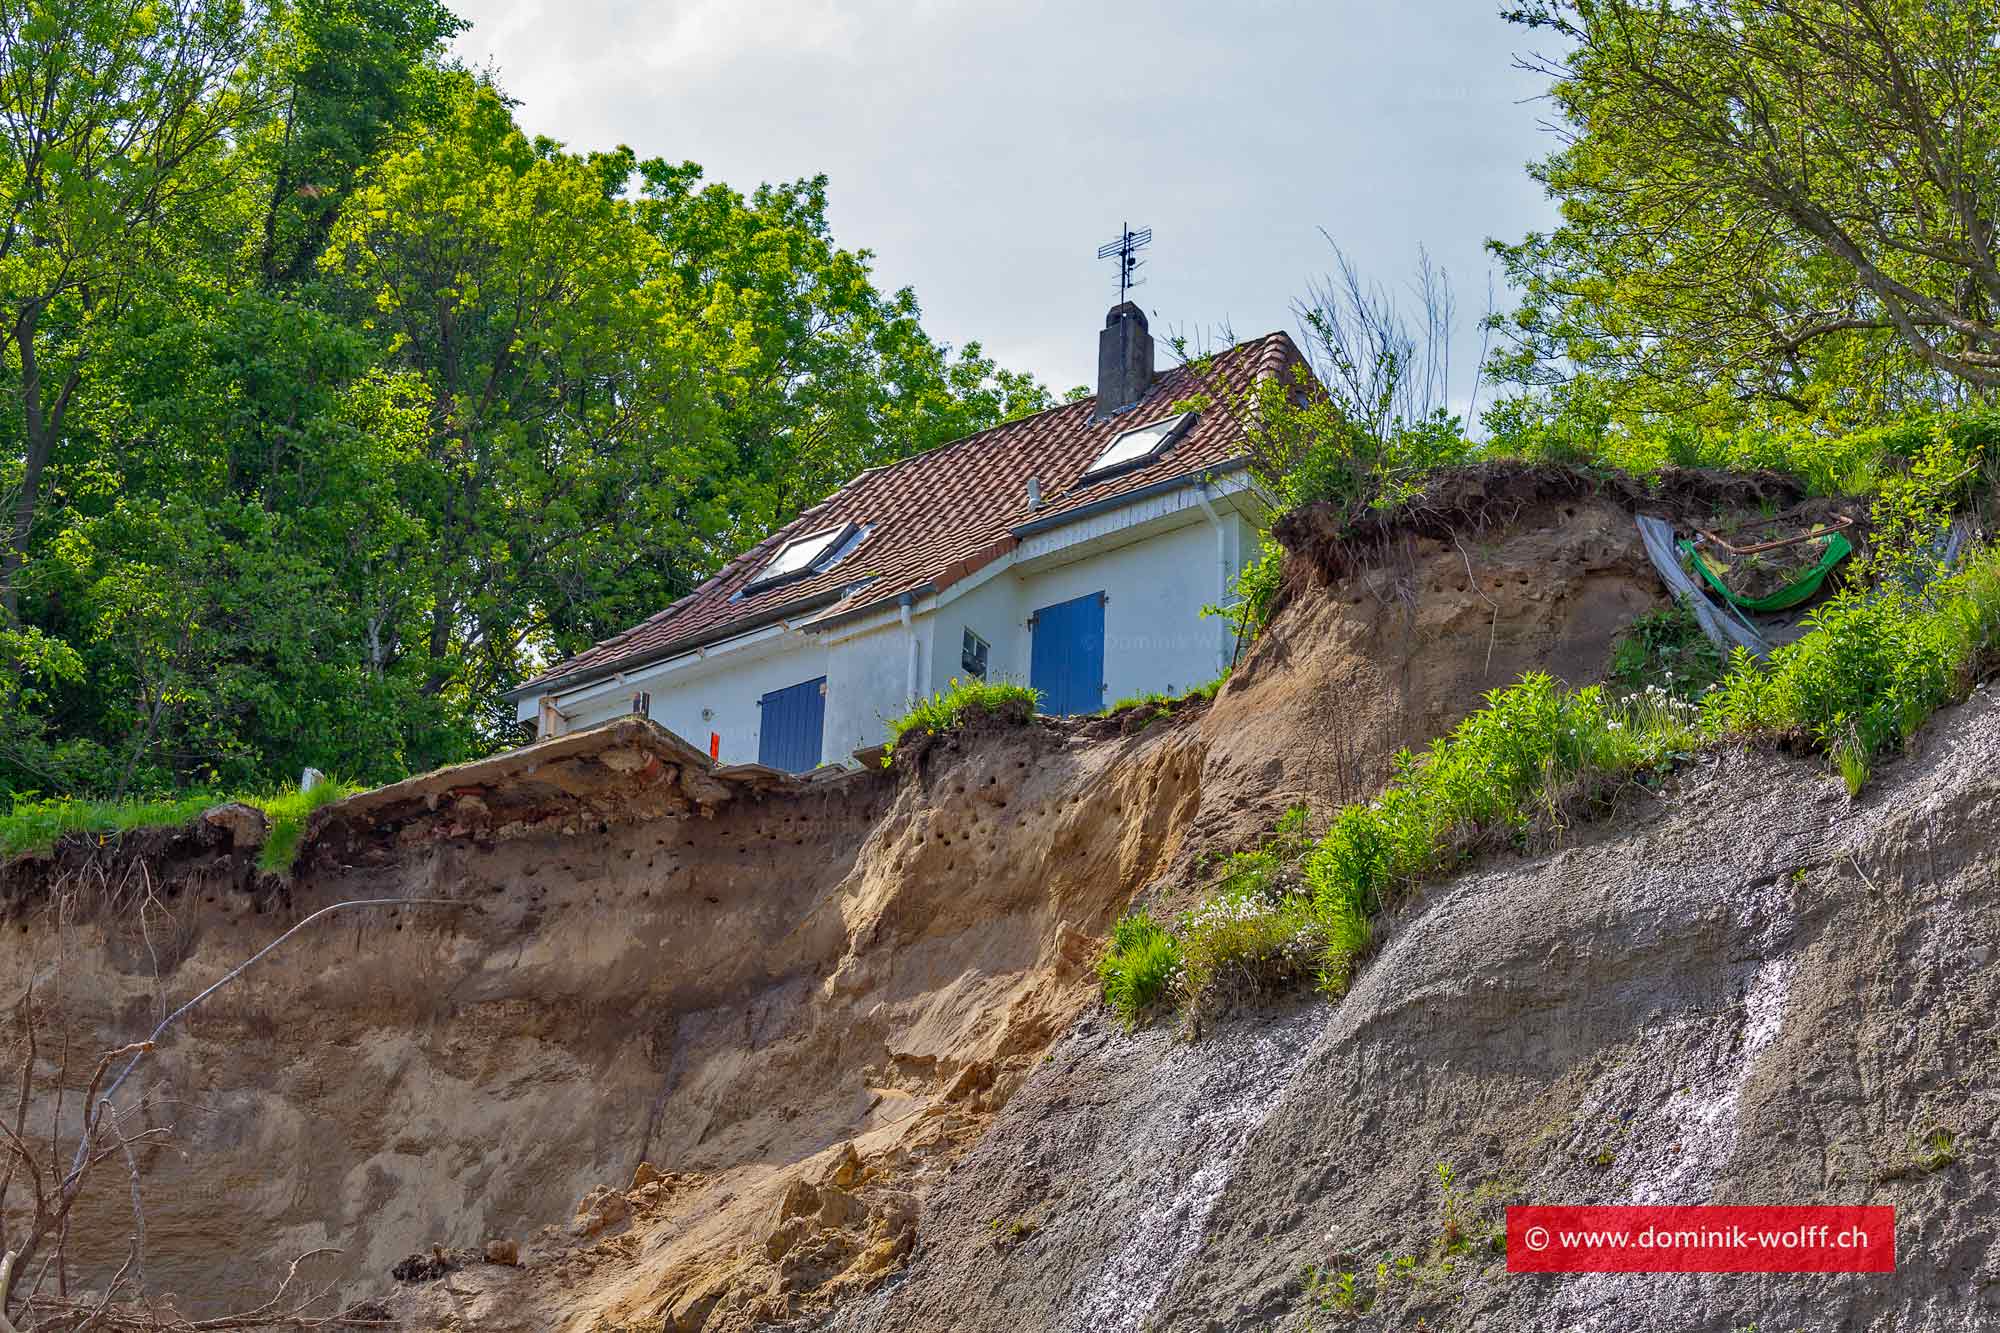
[520,331,1301,694]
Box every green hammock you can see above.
[1678,533,1853,614]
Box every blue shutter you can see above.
[1029,592,1106,716]
[757,677,827,771]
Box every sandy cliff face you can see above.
[11,473,1970,1333]
[0,713,1205,1329]
[831,692,2000,1333]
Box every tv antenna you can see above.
[1097,222,1152,303]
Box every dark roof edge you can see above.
[503,587,846,702]
[1010,457,1250,538]
[805,579,943,635]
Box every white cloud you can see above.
[450,0,1559,405]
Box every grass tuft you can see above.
[882,678,1039,766]
[1096,911,1179,1027]
[1102,669,1231,720]
[1609,601,1725,700]
[254,779,361,872]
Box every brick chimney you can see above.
[1094,302,1154,418]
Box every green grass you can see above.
[253,780,362,872]
[1096,910,1179,1027]
[1101,540,2000,1028]
[1102,690,1174,717]
[1101,672,1705,1024]
[1301,674,1702,995]
[0,794,219,861]
[0,779,362,872]
[882,678,1040,765]
[1102,669,1231,719]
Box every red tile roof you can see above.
[515,331,1302,697]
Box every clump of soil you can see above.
[1272,460,1810,595]
[391,1248,463,1283]
[887,695,1040,777]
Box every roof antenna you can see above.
[1096,222,1152,303]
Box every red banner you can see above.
[1507,1205,1895,1273]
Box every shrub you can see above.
[1701,541,2000,771]
[1175,806,1320,1011]
[1109,673,1706,1024]
[1204,535,1285,644]
[882,678,1039,765]
[1175,884,1323,1014]
[1299,673,1700,993]
[1097,911,1180,1027]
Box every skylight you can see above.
[743,521,859,593]
[1081,411,1194,480]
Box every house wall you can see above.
[822,614,930,762]
[521,487,1267,766]
[546,633,833,766]
[930,572,1029,692]
[927,501,1263,710]
[1014,514,1241,708]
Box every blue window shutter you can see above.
[757,676,827,771]
[1029,592,1106,716]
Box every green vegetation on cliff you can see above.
[1106,535,2000,1023]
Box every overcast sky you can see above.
[449,1,1559,415]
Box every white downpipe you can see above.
[1194,485,1234,672]
[900,594,921,703]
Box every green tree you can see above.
[0,0,264,619]
[0,10,1052,800]
[251,0,466,285]
[635,161,1053,542]
[1495,0,2000,420]
[321,80,727,721]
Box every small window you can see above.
[961,628,989,680]
[1081,411,1195,481]
[743,520,859,594]
[630,691,651,717]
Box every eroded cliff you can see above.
[7,473,1985,1333]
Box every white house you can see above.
[506,305,1302,769]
